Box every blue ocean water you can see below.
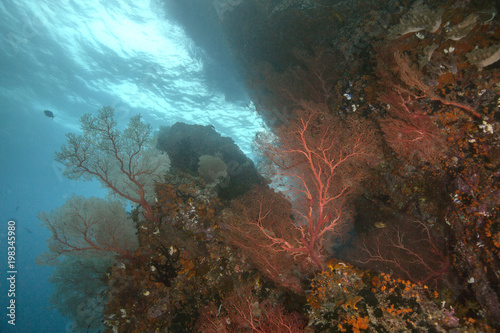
[0,1,262,331]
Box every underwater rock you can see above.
[157,122,263,199]
[214,0,243,21]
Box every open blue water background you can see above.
[0,1,262,331]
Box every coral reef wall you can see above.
[216,0,500,327]
[79,1,500,331]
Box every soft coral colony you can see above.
[38,0,500,332]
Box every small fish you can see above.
[374,222,387,229]
[43,110,55,119]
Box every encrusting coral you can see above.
[466,43,500,68]
[445,13,479,41]
[388,0,443,39]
